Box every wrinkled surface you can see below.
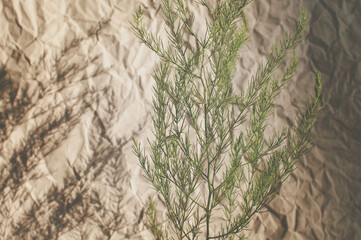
[0,0,360,239]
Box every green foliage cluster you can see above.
[132,0,322,239]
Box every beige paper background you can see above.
[0,0,360,239]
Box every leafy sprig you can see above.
[132,1,322,239]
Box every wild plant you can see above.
[131,0,322,239]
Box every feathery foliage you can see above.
[131,0,322,239]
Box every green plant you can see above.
[131,0,322,239]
